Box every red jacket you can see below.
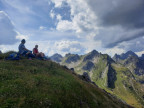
[33,48,39,55]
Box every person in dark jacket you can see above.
[18,39,35,59]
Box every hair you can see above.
[21,39,26,43]
[35,45,38,47]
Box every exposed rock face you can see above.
[82,61,94,71]
[140,54,144,60]
[70,68,74,71]
[139,80,144,84]
[134,60,144,76]
[123,56,138,65]
[79,72,91,82]
[107,65,117,89]
[123,56,144,76]
[50,53,63,63]
[65,54,80,63]
[83,50,99,62]
[0,50,2,54]
[113,51,138,61]
[113,54,121,62]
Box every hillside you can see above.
[54,50,144,108]
[0,52,132,108]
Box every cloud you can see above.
[39,26,47,30]
[52,0,144,48]
[53,40,86,55]
[50,10,55,19]
[86,0,144,47]
[51,0,65,8]
[16,32,29,40]
[0,11,18,45]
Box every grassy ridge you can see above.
[0,53,132,108]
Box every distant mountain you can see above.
[50,53,63,63]
[0,50,2,54]
[113,51,138,62]
[124,56,144,76]
[113,51,144,76]
[83,50,99,62]
[65,53,80,63]
[57,50,144,108]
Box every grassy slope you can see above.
[61,54,144,108]
[111,64,144,108]
[0,53,132,108]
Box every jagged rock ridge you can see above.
[65,54,80,63]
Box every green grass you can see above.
[0,52,131,108]
[111,64,144,108]
[91,56,108,89]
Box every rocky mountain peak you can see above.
[65,53,71,57]
[83,50,99,62]
[50,53,63,63]
[121,51,138,59]
[65,54,80,63]
[113,51,138,61]
[91,50,98,54]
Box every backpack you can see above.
[5,53,20,60]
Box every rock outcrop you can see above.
[107,65,117,89]
[82,61,94,71]
[79,72,91,82]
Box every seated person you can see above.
[18,39,35,58]
[33,45,45,58]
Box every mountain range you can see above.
[50,50,144,108]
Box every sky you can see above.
[0,0,144,57]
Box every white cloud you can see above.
[56,14,62,21]
[50,10,55,19]
[39,26,47,30]
[53,0,98,36]
[56,20,73,31]
[51,0,144,55]
[51,0,65,7]
[104,47,125,57]
[136,51,144,57]
[16,32,29,40]
[53,40,85,55]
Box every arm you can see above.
[22,45,30,51]
[24,48,30,51]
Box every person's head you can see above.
[35,45,38,48]
[21,39,26,44]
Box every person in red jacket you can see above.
[33,45,45,58]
